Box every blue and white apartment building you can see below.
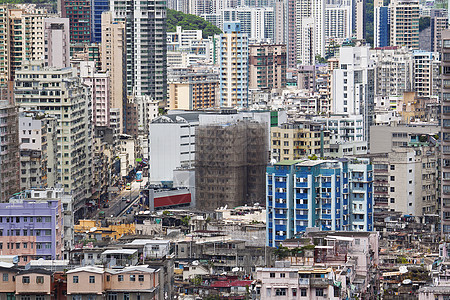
[266,159,373,247]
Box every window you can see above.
[275,288,287,296]
[130,275,135,281]
[107,294,118,300]
[138,275,144,281]
[123,294,130,300]
[3,273,8,281]
[390,176,395,181]
[22,276,30,283]
[89,276,95,283]
[292,288,297,296]
[118,275,124,282]
[73,276,79,283]
[106,275,110,282]
[36,296,45,300]
[280,273,285,278]
[390,187,395,192]
[390,198,395,203]
[21,297,31,300]
[390,165,395,170]
[36,276,44,284]
[316,288,324,296]
[301,289,307,296]
[270,273,275,278]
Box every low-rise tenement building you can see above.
[266,159,373,247]
[256,230,379,299]
[67,266,160,300]
[0,189,68,265]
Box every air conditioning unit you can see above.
[323,294,327,298]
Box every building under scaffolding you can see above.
[195,119,268,211]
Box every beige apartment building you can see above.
[14,60,92,218]
[441,30,450,237]
[389,0,419,49]
[101,11,125,133]
[370,145,438,216]
[168,71,218,110]
[248,44,286,90]
[0,6,53,84]
[271,121,331,161]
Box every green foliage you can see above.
[191,275,202,285]
[181,215,191,226]
[315,54,327,64]
[274,246,291,259]
[419,17,431,32]
[308,154,318,160]
[397,256,408,264]
[365,0,374,46]
[2,0,57,11]
[167,9,222,38]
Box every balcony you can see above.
[310,278,333,287]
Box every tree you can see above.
[167,9,222,38]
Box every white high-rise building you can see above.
[332,46,374,139]
[325,0,352,42]
[219,22,249,107]
[296,0,325,65]
[222,7,274,42]
[371,47,414,97]
[110,0,167,104]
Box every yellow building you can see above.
[271,121,330,161]
[75,220,136,240]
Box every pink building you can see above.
[80,61,111,127]
[67,266,160,299]
[44,18,70,68]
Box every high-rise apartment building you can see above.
[219,22,249,107]
[440,30,450,237]
[371,47,413,97]
[0,6,53,85]
[266,159,373,247]
[110,0,167,104]
[413,51,440,98]
[430,9,448,52]
[101,11,125,133]
[44,18,70,68]
[273,0,285,44]
[332,46,374,140]
[0,100,19,202]
[18,112,58,190]
[248,44,286,90]
[286,0,297,67]
[296,0,325,65]
[80,61,111,127]
[374,5,389,47]
[355,0,365,40]
[389,0,419,49]
[196,119,268,211]
[369,145,438,216]
[61,0,91,44]
[324,0,352,42]
[91,0,109,43]
[14,61,92,218]
[222,7,274,42]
